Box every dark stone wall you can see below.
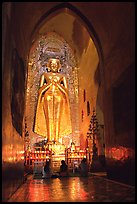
[106,156,135,186]
[112,63,135,136]
[105,64,135,186]
[103,31,135,185]
[2,3,26,201]
[10,48,25,136]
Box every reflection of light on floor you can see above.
[69,178,80,200]
[28,178,64,202]
[50,179,65,200]
[7,174,135,202]
[29,180,49,202]
[80,188,89,200]
[68,177,90,201]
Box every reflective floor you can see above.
[8,174,135,202]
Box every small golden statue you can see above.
[34,58,72,143]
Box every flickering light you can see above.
[109,146,134,161]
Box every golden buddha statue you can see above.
[34,58,72,143]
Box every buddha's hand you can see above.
[51,79,58,85]
[38,83,52,94]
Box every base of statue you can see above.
[45,140,66,155]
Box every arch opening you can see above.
[24,5,105,164]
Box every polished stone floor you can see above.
[7,174,135,202]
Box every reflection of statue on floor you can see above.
[34,58,72,146]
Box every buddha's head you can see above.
[47,58,61,73]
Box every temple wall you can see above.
[103,51,135,185]
[78,36,99,149]
[2,3,135,202]
[2,3,27,201]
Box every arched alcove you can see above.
[25,4,105,152]
[26,31,79,149]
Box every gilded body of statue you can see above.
[34,58,72,143]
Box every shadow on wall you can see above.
[106,157,135,186]
[10,48,25,136]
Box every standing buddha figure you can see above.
[34,58,72,143]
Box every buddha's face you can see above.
[49,59,60,73]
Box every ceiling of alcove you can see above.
[25,11,99,148]
[38,13,74,43]
[12,2,134,64]
[33,12,94,64]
